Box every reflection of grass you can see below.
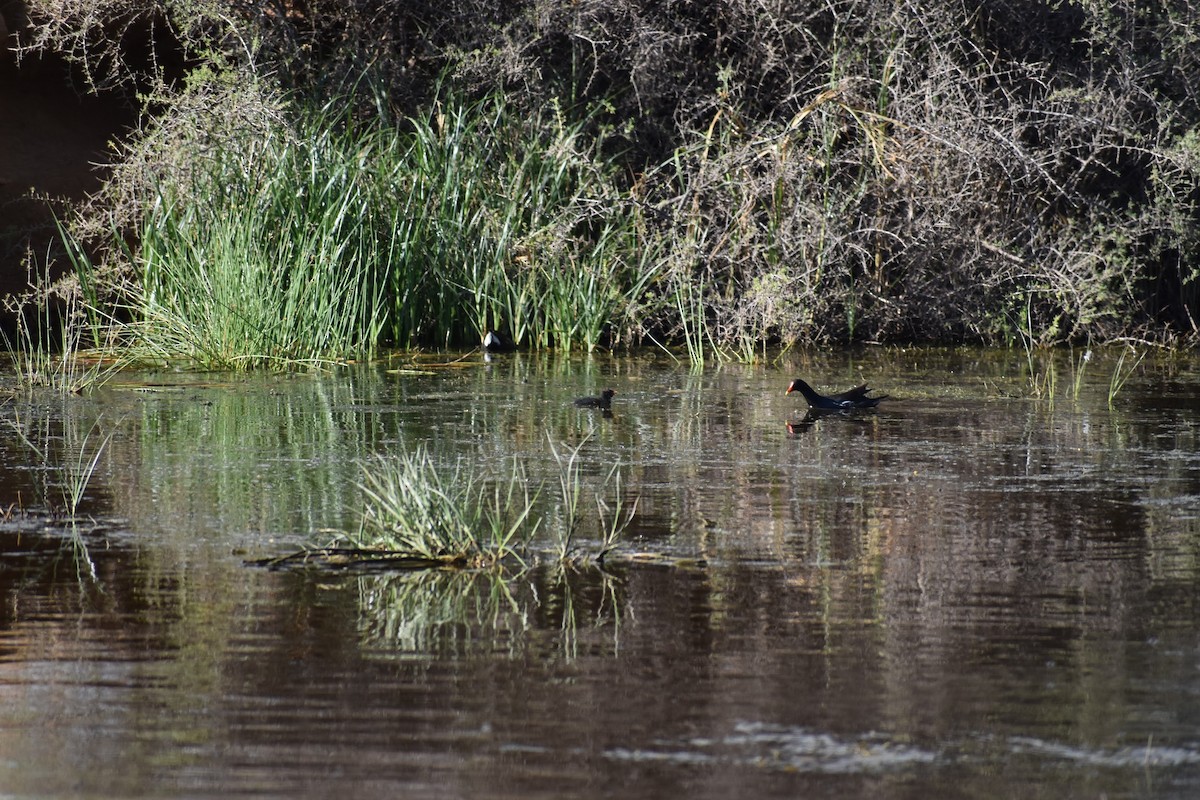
[356,569,525,653]
[108,372,387,539]
[547,562,622,659]
[354,563,622,659]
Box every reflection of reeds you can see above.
[356,569,526,654]
[108,373,382,538]
[354,563,622,659]
[546,563,623,660]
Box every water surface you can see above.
[0,347,1197,798]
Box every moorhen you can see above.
[482,330,516,353]
[574,389,616,410]
[786,378,889,410]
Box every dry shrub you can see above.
[18,0,1200,346]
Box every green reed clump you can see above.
[130,100,389,369]
[351,446,535,565]
[110,80,654,362]
[348,431,636,568]
[380,92,653,350]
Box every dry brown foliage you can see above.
[17,0,1200,345]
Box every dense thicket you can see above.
[20,0,1200,350]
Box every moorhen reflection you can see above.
[786,378,889,410]
[574,389,616,410]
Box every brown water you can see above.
[0,347,1197,798]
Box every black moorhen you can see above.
[574,389,616,410]
[786,378,888,410]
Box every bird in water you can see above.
[574,389,616,410]
[786,378,889,410]
[482,330,516,353]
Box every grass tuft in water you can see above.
[547,430,637,563]
[547,432,587,558]
[1107,345,1146,408]
[4,410,114,521]
[2,260,126,394]
[344,431,635,569]
[595,463,638,563]
[350,446,535,566]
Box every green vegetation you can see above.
[1017,343,1148,405]
[381,92,652,351]
[4,407,114,521]
[131,101,390,369]
[547,431,635,563]
[346,432,636,568]
[2,404,116,581]
[1108,346,1147,409]
[55,81,651,368]
[9,0,1200,372]
[351,446,536,566]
